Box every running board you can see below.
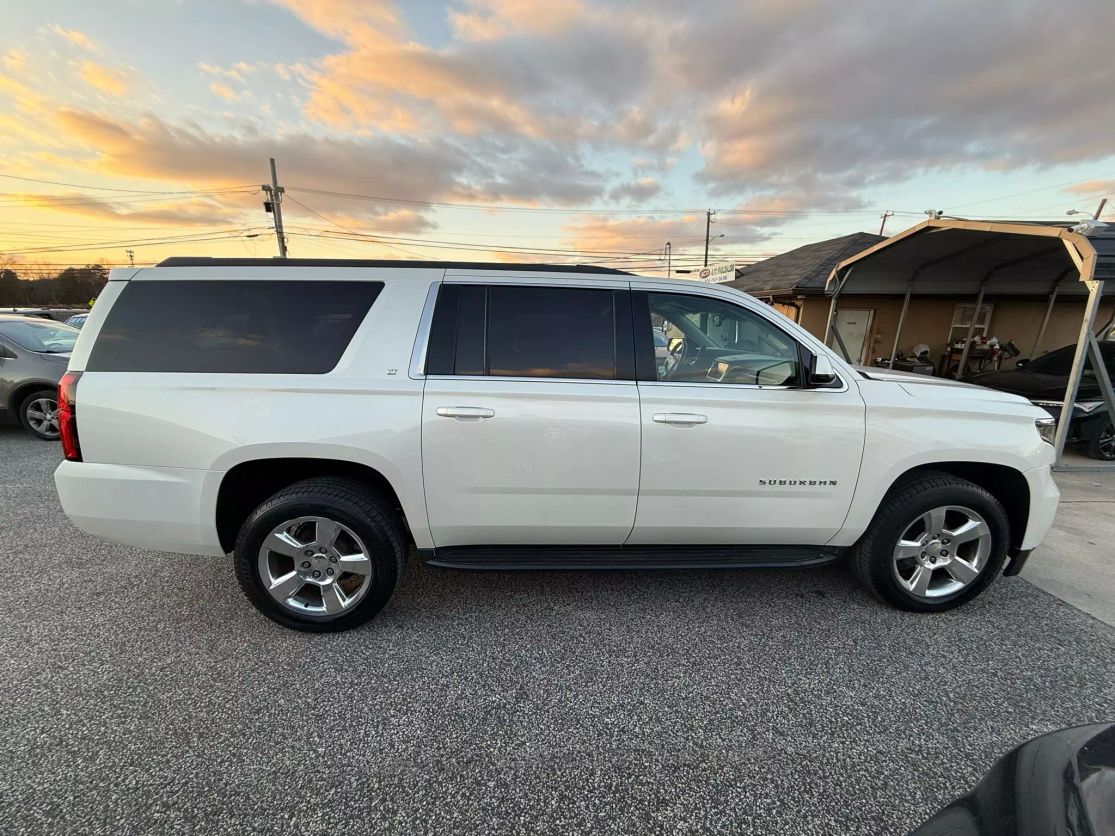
[421,545,841,571]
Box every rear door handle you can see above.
[652,412,708,426]
[436,406,495,419]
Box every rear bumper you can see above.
[54,460,224,556]
[1020,464,1060,551]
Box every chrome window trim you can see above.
[636,376,848,393]
[408,280,442,380]
[424,374,636,386]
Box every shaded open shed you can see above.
[823,219,1115,467]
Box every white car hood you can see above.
[855,365,1032,405]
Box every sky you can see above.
[1,0,1114,273]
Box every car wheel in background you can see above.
[850,471,1010,612]
[18,389,61,440]
[234,477,405,632]
[1085,420,1115,461]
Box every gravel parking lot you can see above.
[3,424,1115,835]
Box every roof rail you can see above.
[156,257,632,275]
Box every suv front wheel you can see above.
[234,477,405,632]
[851,472,1010,612]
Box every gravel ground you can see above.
[2,423,1114,835]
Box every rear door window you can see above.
[87,280,382,373]
[426,284,633,380]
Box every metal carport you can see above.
[821,219,1115,468]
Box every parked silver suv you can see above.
[0,314,79,439]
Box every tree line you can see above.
[0,265,109,308]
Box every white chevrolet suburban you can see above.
[54,258,1060,631]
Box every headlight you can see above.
[1035,417,1056,445]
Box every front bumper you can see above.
[55,460,225,556]
[1019,463,1060,552]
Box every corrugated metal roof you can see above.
[725,232,885,296]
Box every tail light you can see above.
[58,371,82,462]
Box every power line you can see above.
[947,171,1115,211]
[287,185,897,217]
[0,227,269,256]
[0,172,259,194]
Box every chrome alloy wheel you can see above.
[892,505,992,600]
[257,516,374,617]
[26,396,60,438]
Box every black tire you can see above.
[1085,419,1115,461]
[234,477,405,632]
[18,388,60,440]
[850,471,1010,612]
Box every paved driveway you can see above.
[2,425,1114,835]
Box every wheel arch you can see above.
[8,379,59,413]
[215,458,413,554]
[880,462,1030,552]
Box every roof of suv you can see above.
[157,257,632,275]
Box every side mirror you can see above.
[1015,358,1029,370]
[809,353,837,386]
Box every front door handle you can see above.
[652,412,708,426]
[436,406,495,419]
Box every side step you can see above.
[422,545,841,571]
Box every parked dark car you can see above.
[972,341,1115,460]
[0,314,79,439]
[912,723,1115,835]
[2,307,87,322]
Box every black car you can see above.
[912,723,1115,835]
[972,342,1115,460]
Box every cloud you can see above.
[44,24,96,51]
[563,214,709,255]
[208,81,241,101]
[1067,180,1115,196]
[3,49,27,72]
[608,177,661,203]
[80,61,132,97]
[49,107,607,231]
[684,1,1115,193]
[12,193,241,227]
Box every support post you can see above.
[1030,273,1068,359]
[888,277,914,367]
[1087,331,1115,429]
[954,282,987,380]
[824,267,852,347]
[831,326,853,363]
[1053,278,1105,463]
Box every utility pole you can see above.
[703,209,716,267]
[125,249,135,268]
[1093,198,1108,220]
[665,241,671,277]
[261,157,288,258]
[878,210,893,236]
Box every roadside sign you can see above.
[694,262,735,283]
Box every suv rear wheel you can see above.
[850,471,1010,612]
[234,477,405,632]
[18,389,60,440]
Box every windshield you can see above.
[0,319,79,353]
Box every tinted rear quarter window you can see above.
[88,280,382,373]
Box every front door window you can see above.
[647,292,800,386]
